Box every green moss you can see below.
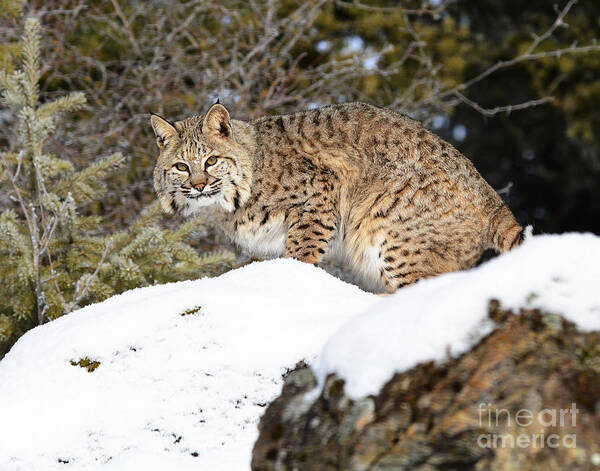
[180,305,202,316]
[70,357,101,372]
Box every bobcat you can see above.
[151,102,522,292]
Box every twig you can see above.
[454,92,554,117]
[69,238,112,311]
[497,181,514,196]
[109,0,142,56]
[334,0,453,18]
[522,0,576,56]
[39,197,71,255]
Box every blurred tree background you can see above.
[2,0,599,233]
[1,0,599,353]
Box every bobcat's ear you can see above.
[150,113,178,149]
[202,103,232,139]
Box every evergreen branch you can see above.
[0,152,21,182]
[1,70,27,110]
[0,152,38,252]
[35,153,74,180]
[21,18,41,108]
[45,251,69,314]
[110,201,162,251]
[196,250,236,271]
[54,153,124,202]
[170,216,208,241]
[131,201,162,230]
[38,92,86,117]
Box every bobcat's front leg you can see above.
[285,200,337,265]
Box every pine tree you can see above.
[0,18,234,356]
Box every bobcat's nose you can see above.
[192,181,206,192]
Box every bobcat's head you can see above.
[150,103,253,216]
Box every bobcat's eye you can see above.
[174,162,189,172]
[205,156,218,167]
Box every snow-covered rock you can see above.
[313,233,600,399]
[252,233,600,471]
[253,301,600,471]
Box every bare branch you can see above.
[454,92,554,117]
[334,0,453,18]
[109,0,142,56]
[69,238,113,312]
[522,0,576,56]
[39,196,71,255]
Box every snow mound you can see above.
[0,259,377,471]
[313,233,600,399]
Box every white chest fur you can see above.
[233,212,287,258]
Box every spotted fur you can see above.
[151,102,521,292]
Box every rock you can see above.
[252,304,600,470]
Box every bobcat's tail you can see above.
[488,205,524,253]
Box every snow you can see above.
[313,233,600,399]
[1,233,599,470]
[0,259,377,471]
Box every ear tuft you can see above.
[150,113,178,149]
[202,103,232,139]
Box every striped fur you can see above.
[151,102,521,293]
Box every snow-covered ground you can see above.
[0,234,599,470]
[0,259,377,471]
